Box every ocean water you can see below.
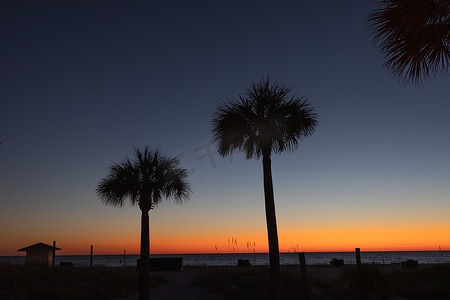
[1,251,449,267]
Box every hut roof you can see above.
[17,242,61,252]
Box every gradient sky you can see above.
[1,0,449,256]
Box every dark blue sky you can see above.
[1,1,449,254]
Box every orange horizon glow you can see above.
[2,211,449,256]
[3,226,449,256]
[7,246,449,257]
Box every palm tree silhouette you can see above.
[212,77,318,299]
[96,146,191,300]
[368,0,449,85]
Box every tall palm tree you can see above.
[368,0,449,85]
[96,146,191,300]
[212,77,318,299]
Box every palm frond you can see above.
[212,77,318,159]
[368,0,449,85]
[96,146,191,210]
[212,98,255,158]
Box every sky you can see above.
[1,0,449,256]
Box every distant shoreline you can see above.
[2,250,449,268]
[2,249,449,257]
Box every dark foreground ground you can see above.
[1,263,450,299]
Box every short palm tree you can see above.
[368,0,449,85]
[96,146,191,300]
[212,77,318,299]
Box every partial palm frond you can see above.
[368,0,449,85]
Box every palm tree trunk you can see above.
[139,208,150,300]
[262,151,280,300]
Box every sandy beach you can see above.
[123,264,447,300]
[2,263,449,299]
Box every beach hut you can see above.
[17,242,61,266]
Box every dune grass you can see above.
[191,264,450,300]
[191,266,309,299]
[0,263,166,299]
[3,263,450,299]
[389,264,450,299]
[331,264,450,299]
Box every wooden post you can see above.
[52,241,56,267]
[123,249,127,267]
[355,248,362,270]
[90,245,93,267]
[298,252,309,300]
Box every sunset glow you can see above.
[5,225,450,256]
[1,1,449,260]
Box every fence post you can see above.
[298,252,309,300]
[90,245,93,267]
[52,241,56,267]
[355,248,362,270]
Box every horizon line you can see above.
[3,249,449,257]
